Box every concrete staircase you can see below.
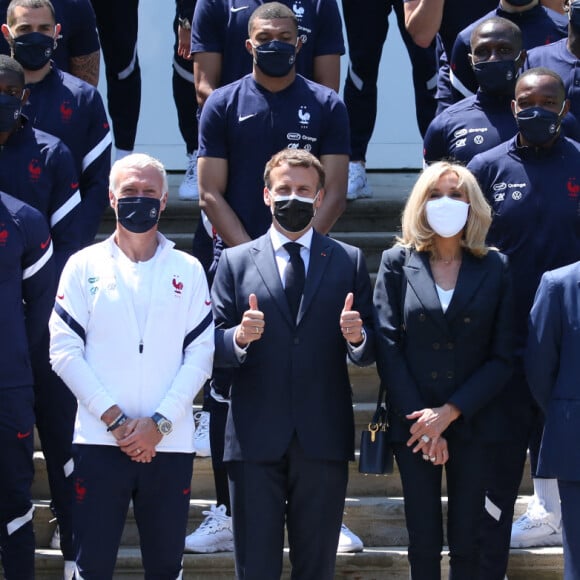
[28,172,564,579]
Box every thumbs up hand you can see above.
[235,293,265,347]
[340,292,364,346]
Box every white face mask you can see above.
[425,196,469,238]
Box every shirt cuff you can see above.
[347,329,366,354]
[233,327,249,362]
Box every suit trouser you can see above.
[90,0,141,151]
[341,0,437,159]
[0,387,35,580]
[227,435,348,580]
[32,333,76,562]
[72,444,193,579]
[393,436,486,580]
[558,480,580,580]
[172,7,198,155]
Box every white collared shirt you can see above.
[269,225,313,286]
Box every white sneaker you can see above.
[347,162,373,200]
[337,523,364,553]
[50,525,60,549]
[193,410,211,457]
[510,498,562,548]
[63,560,76,580]
[179,150,199,200]
[184,504,234,553]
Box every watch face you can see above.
[159,419,172,435]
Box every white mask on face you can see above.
[425,196,469,238]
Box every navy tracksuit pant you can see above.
[72,445,193,579]
[0,387,35,580]
[342,0,437,161]
[90,0,141,152]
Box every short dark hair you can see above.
[248,2,297,36]
[470,16,523,53]
[7,0,55,27]
[264,149,325,190]
[516,67,566,101]
[0,54,25,85]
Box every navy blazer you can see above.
[373,247,514,443]
[526,262,580,481]
[211,230,375,463]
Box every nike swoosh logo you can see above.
[231,6,249,12]
[238,113,256,122]
[71,182,79,189]
[205,300,211,306]
[17,431,31,439]
[57,294,64,300]
[40,235,51,249]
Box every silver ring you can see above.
[136,448,141,454]
[346,327,350,334]
[255,326,259,334]
[421,435,430,443]
[429,456,436,462]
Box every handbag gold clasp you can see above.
[368,423,379,442]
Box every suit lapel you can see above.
[404,251,448,333]
[250,235,295,326]
[445,252,488,322]
[297,231,333,325]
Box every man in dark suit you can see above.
[210,148,375,579]
[526,262,580,580]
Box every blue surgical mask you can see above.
[252,40,296,77]
[116,196,161,233]
[11,30,55,71]
[569,1,580,29]
[0,93,23,132]
[516,104,565,146]
[472,56,519,95]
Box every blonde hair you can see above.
[398,162,492,257]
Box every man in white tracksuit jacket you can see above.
[49,153,214,579]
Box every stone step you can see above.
[31,545,563,579]
[31,496,535,551]
[31,447,534,501]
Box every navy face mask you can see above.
[516,105,564,146]
[116,196,161,233]
[252,40,296,77]
[12,31,55,71]
[473,58,519,95]
[569,1,580,30]
[0,93,22,132]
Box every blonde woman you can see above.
[373,162,514,579]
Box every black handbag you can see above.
[358,382,394,475]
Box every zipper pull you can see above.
[139,341,143,354]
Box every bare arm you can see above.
[194,52,223,108]
[404,0,445,48]
[69,50,100,86]
[314,154,348,234]
[198,156,251,247]
[177,24,193,59]
[312,54,341,92]
[540,0,564,14]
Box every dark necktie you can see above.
[284,242,305,321]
